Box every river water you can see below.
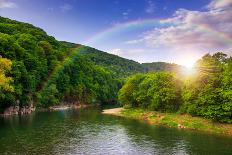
[0,108,232,155]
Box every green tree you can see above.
[0,56,13,92]
[119,72,182,112]
[182,53,232,122]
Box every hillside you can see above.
[0,16,179,112]
[0,16,76,111]
[78,46,146,77]
[142,62,182,73]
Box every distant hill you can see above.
[142,62,182,73]
[77,46,146,77]
[77,47,183,76]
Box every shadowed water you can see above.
[0,108,232,155]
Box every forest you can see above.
[119,53,232,123]
[0,16,231,123]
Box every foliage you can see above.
[120,52,232,123]
[0,56,13,91]
[0,56,14,110]
[0,16,73,110]
[181,53,232,123]
[0,16,149,110]
[142,62,182,74]
[38,56,120,107]
[78,47,146,77]
[119,72,182,112]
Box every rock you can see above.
[178,124,185,129]
[3,106,14,115]
[2,104,36,116]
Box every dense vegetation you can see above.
[119,53,232,123]
[38,54,121,107]
[118,72,182,112]
[181,53,232,123]
[0,18,92,109]
[0,16,77,111]
[0,16,126,110]
[78,47,146,77]
[0,56,14,106]
[0,16,155,110]
[142,62,182,73]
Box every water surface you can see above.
[0,108,232,155]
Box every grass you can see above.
[120,108,232,136]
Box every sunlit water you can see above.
[0,108,232,155]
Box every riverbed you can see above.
[0,107,232,154]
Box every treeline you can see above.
[142,62,182,73]
[78,48,183,77]
[119,52,232,123]
[78,47,146,77]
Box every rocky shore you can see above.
[1,104,36,116]
[49,104,91,111]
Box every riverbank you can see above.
[1,104,95,116]
[102,108,123,115]
[0,104,36,116]
[49,104,91,111]
[103,108,232,136]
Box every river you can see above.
[0,107,232,155]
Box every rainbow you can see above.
[84,18,168,45]
[84,18,232,46]
[40,18,232,92]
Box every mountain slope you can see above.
[142,62,182,74]
[0,16,76,111]
[0,16,181,111]
[78,46,146,77]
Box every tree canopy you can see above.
[119,72,182,112]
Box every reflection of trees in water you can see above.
[118,118,188,154]
[1,109,232,154]
[119,118,232,155]
[179,131,232,155]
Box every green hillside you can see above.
[0,16,180,111]
[78,47,146,77]
[142,62,182,73]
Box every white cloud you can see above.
[145,0,155,14]
[60,4,72,12]
[108,48,147,62]
[108,48,122,55]
[127,0,232,56]
[122,9,131,20]
[125,39,144,44]
[0,0,16,9]
[207,0,232,10]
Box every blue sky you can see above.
[0,0,232,66]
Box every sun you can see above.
[179,57,196,69]
[182,61,195,69]
[178,57,197,75]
